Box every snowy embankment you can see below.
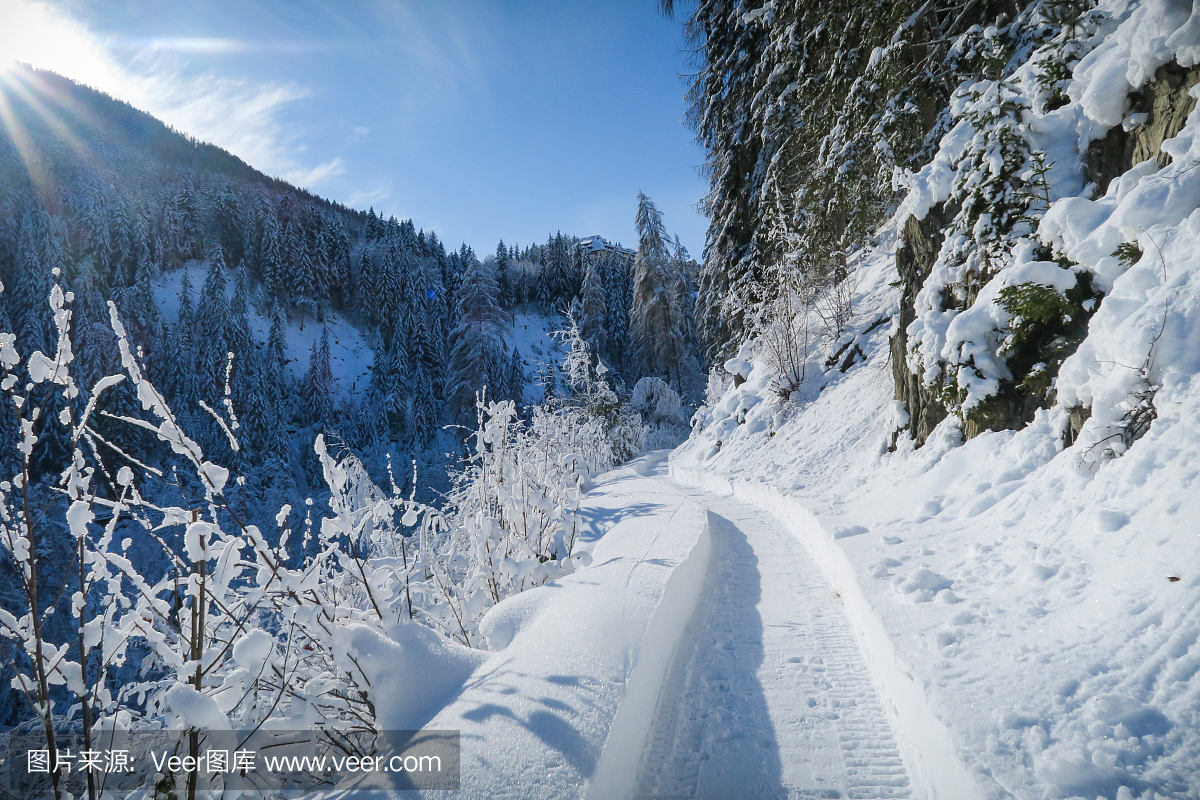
[419,452,712,800]
[673,4,1200,793]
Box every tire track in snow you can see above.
[632,489,911,800]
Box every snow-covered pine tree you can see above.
[259,210,284,294]
[369,341,410,438]
[376,241,404,340]
[164,268,199,407]
[630,192,700,397]
[116,256,163,360]
[604,251,631,374]
[412,366,438,444]
[263,302,290,409]
[327,214,352,302]
[666,0,1027,362]
[580,252,608,359]
[12,207,56,351]
[496,240,514,308]
[195,249,231,400]
[227,263,255,356]
[215,187,245,265]
[288,221,318,322]
[447,254,506,416]
[301,325,335,425]
[357,247,377,323]
[506,348,525,407]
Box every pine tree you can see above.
[411,367,438,444]
[506,348,525,406]
[358,247,377,322]
[118,256,163,362]
[301,326,335,425]
[12,207,56,351]
[163,270,198,407]
[260,212,283,293]
[447,254,506,415]
[227,263,255,356]
[669,0,1022,361]
[264,303,290,406]
[327,215,352,301]
[496,240,513,308]
[580,254,608,359]
[215,187,245,264]
[376,242,403,339]
[604,252,631,373]
[195,249,231,399]
[631,192,699,396]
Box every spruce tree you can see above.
[580,254,608,359]
[196,249,231,398]
[496,240,513,308]
[447,254,506,415]
[260,212,283,294]
[631,192,699,396]
[301,326,335,425]
[506,348,525,406]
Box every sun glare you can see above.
[0,0,137,101]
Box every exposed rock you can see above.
[1063,405,1090,448]
[1085,62,1200,196]
[889,207,950,448]
[892,61,1199,449]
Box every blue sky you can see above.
[0,0,707,257]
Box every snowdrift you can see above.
[419,454,713,799]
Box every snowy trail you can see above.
[630,483,912,800]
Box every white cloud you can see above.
[0,0,339,188]
[347,184,391,208]
[284,157,346,190]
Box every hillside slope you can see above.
[677,2,1200,798]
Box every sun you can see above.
[0,0,131,97]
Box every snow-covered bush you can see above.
[631,377,686,428]
[758,286,819,396]
[631,376,690,449]
[754,267,857,398]
[0,284,457,797]
[423,398,591,645]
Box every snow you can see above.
[418,453,712,799]
[1071,0,1198,128]
[673,105,1200,800]
[153,264,374,396]
[505,307,567,403]
[624,482,916,800]
[331,622,488,732]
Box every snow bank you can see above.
[417,454,713,799]
[331,622,487,732]
[586,505,711,800]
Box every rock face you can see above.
[889,207,950,448]
[1086,62,1200,194]
[891,60,1200,448]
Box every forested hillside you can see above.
[0,64,706,507]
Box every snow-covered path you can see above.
[631,484,912,800]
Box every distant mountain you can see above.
[0,64,643,506]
